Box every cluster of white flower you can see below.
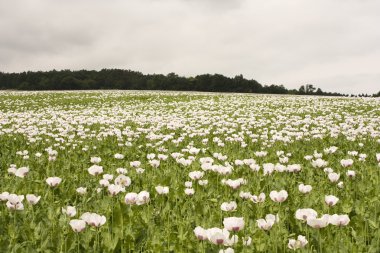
[0,91,379,251]
[194,217,247,252]
[0,192,41,210]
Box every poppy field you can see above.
[0,91,379,252]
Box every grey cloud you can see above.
[0,0,379,93]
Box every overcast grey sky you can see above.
[1,0,379,94]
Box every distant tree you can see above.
[38,77,51,90]
[18,81,30,90]
[0,69,349,96]
[60,76,79,90]
[298,85,306,94]
[305,84,316,94]
[262,84,287,94]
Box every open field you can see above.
[0,91,379,252]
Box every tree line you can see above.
[0,69,377,97]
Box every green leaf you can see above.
[342,204,352,213]
[103,232,120,251]
[368,219,378,229]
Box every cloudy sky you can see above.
[1,0,379,94]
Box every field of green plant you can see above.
[0,91,379,252]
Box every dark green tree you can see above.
[0,69,347,96]
[298,85,306,94]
